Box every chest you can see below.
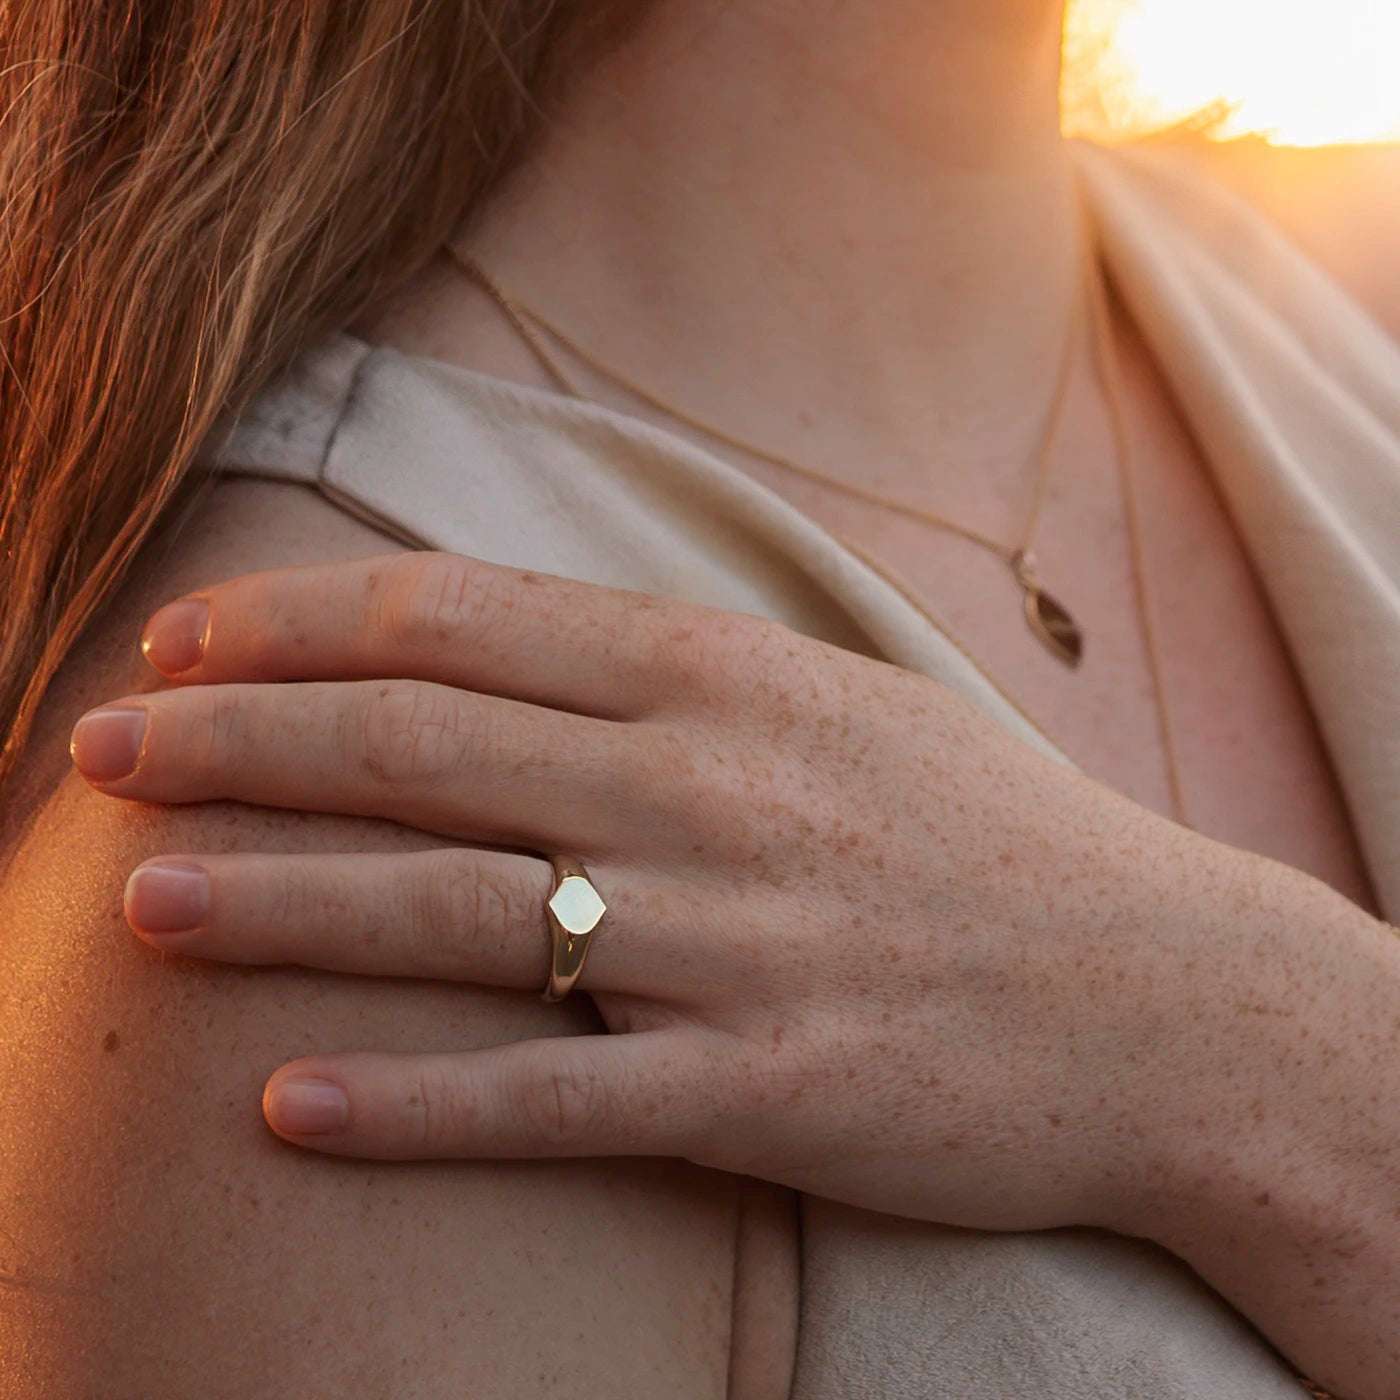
[364,267,1382,918]
[738,321,1381,918]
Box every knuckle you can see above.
[376,552,510,653]
[515,1051,609,1150]
[405,1060,468,1154]
[639,722,721,814]
[668,607,786,696]
[270,857,324,928]
[181,687,244,776]
[414,852,519,952]
[469,863,521,943]
[641,719,761,837]
[352,680,472,788]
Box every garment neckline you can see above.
[321,156,1148,767]
[325,318,1091,764]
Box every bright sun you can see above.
[1064,0,1400,146]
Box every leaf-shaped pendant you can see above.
[1023,584,1083,668]
[1010,549,1083,668]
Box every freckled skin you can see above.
[0,481,793,1400]
[64,518,1400,1392]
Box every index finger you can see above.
[138,550,721,719]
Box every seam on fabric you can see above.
[316,337,378,485]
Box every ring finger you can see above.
[122,847,677,998]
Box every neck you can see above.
[460,0,1083,498]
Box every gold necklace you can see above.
[443,239,1190,831]
[450,247,1086,670]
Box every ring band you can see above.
[542,854,607,1002]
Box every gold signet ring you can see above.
[542,855,607,1003]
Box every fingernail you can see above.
[265,1076,350,1135]
[124,861,210,939]
[141,597,210,676]
[69,705,149,782]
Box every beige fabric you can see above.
[202,139,1399,1395]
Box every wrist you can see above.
[1116,849,1400,1394]
[1126,851,1398,1230]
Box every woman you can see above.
[1,2,1396,1397]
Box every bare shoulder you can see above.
[4,475,409,840]
[1177,137,1400,343]
[0,477,750,1398]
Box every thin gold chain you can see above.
[451,249,1079,565]
[442,240,1191,831]
[1083,257,1190,829]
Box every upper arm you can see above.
[0,478,744,1397]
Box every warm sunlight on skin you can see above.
[1066,0,1400,145]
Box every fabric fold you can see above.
[1079,141,1399,915]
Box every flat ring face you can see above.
[543,857,605,1002]
[548,875,607,937]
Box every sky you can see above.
[1064,0,1400,146]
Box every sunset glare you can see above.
[1065,0,1400,146]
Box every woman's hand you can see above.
[68,551,1387,1247]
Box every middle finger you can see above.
[70,679,644,853]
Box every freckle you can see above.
[845,1068,856,1080]
[407,1094,421,1106]
[1047,1113,1062,1127]
[1254,1191,1271,1206]
[941,1137,964,1151]
[102,1030,120,1053]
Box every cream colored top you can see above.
[202,139,1400,1397]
